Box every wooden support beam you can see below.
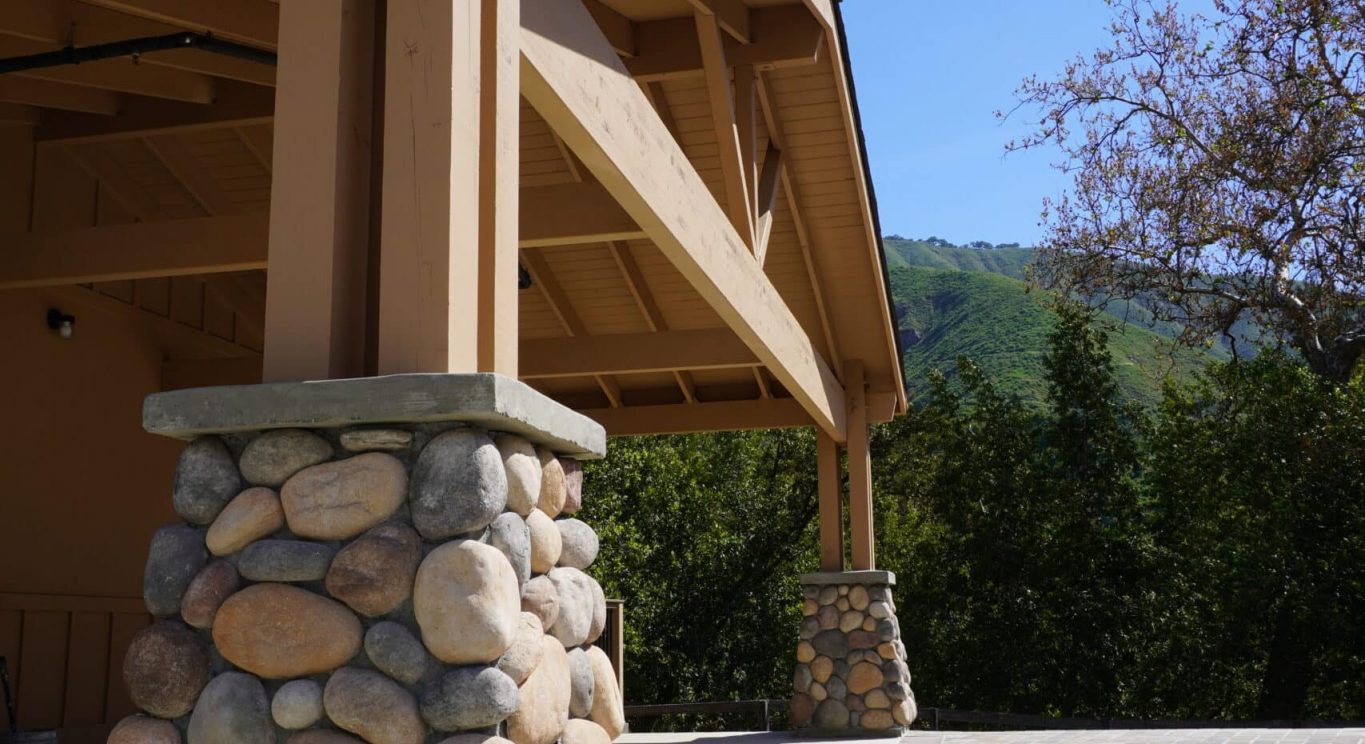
[235,125,272,173]
[686,0,750,44]
[626,6,824,82]
[0,103,40,126]
[521,0,846,439]
[583,0,635,57]
[76,0,280,48]
[380,0,519,376]
[0,214,269,289]
[520,328,755,378]
[607,240,698,403]
[63,143,165,220]
[754,142,782,267]
[694,11,753,250]
[34,81,273,144]
[735,63,759,236]
[816,430,844,571]
[585,398,812,436]
[144,134,237,216]
[201,274,264,336]
[0,36,217,103]
[52,283,254,357]
[520,182,643,247]
[521,249,623,407]
[0,76,120,115]
[263,0,374,382]
[844,359,874,570]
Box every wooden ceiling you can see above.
[0,0,905,435]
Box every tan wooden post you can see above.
[816,430,845,572]
[378,0,519,376]
[845,359,875,570]
[261,0,375,382]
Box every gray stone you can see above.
[326,522,422,617]
[181,560,238,630]
[868,600,891,619]
[826,674,848,701]
[813,699,850,729]
[487,512,531,586]
[799,570,896,587]
[172,436,241,526]
[107,715,180,744]
[799,616,820,639]
[324,667,426,744]
[876,618,898,642]
[497,612,545,685]
[366,621,430,686]
[143,523,207,617]
[238,539,335,582]
[793,664,813,693]
[187,671,273,744]
[555,519,599,570]
[811,629,850,659]
[546,567,594,647]
[884,660,910,685]
[496,434,541,517]
[567,647,595,718]
[272,679,324,729]
[123,621,211,719]
[420,665,520,731]
[240,429,333,487]
[340,428,414,452]
[143,373,607,459]
[561,458,583,515]
[410,429,508,540]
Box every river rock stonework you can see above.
[789,571,917,735]
[119,376,618,744]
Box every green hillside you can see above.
[889,264,1213,406]
[884,236,1034,279]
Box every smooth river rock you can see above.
[187,671,273,744]
[340,428,414,453]
[213,583,363,678]
[143,523,207,617]
[567,647,595,718]
[555,519,598,570]
[562,719,611,744]
[272,679,324,729]
[585,645,624,738]
[521,575,560,630]
[324,667,426,744]
[289,731,368,744]
[206,486,284,556]
[122,621,211,719]
[507,637,570,744]
[181,559,238,630]
[282,452,407,540]
[365,620,430,686]
[240,429,333,487]
[414,539,521,664]
[421,665,520,731]
[107,715,180,744]
[488,512,531,586]
[496,434,541,517]
[238,539,335,582]
[586,574,607,644]
[546,567,593,647]
[410,428,508,540]
[527,509,562,574]
[439,736,516,744]
[535,448,567,518]
[496,612,545,685]
[173,435,241,525]
[326,522,422,616]
[560,458,583,515]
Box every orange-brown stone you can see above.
[847,661,883,695]
[213,583,362,678]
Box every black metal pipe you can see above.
[0,32,276,75]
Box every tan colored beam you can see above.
[626,6,824,82]
[686,0,750,44]
[263,0,374,381]
[235,125,272,173]
[476,0,521,375]
[520,329,756,378]
[144,134,238,216]
[586,398,813,436]
[0,213,269,289]
[521,249,623,407]
[816,430,844,571]
[845,359,874,570]
[520,181,643,247]
[77,0,279,48]
[34,81,273,144]
[607,240,698,403]
[0,76,120,115]
[754,142,782,267]
[693,12,753,250]
[521,0,846,439]
[583,0,634,57]
[63,143,166,220]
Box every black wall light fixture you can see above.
[46,309,75,340]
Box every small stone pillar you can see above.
[789,571,916,735]
[112,374,626,744]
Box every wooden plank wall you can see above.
[0,594,149,742]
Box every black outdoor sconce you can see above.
[46,309,76,340]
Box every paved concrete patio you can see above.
[619,729,1365,744]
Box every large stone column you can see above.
[112,374,625,744]
[789,571,916,735]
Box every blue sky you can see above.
[841,1,1119,246]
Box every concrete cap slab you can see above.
[799,570,895,587]
[142,373,607,459]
